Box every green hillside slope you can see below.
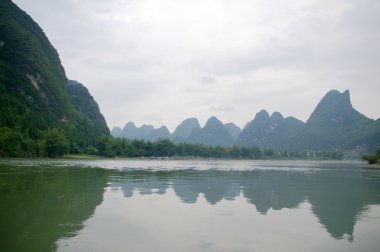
[0,0,109,157]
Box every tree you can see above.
[0,127,24,157]
[44,129,69,157]
[362,149,380,164]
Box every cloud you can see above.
[13,0,380,129]
[211,104,236,113]
[199,76,216,84]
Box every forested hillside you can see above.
[0,0,109,157]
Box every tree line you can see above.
[90,136,343,160]
[362,149,380,164]
[0,127,69,157]
[0,126,345,159]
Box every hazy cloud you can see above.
[211,104,236,113]
[13,0,380,131]
[199,76,216,84]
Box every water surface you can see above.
[1,159,380,252]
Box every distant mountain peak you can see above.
[125,121,136,127]
[173,117,201,140]
[307,89,369,126]
[181,118,200,125]
[147,125,171,141]
[207,116,219,122]
[204,116,223,128]
[186,116,234,146]
[237,108,304,148]
[122,121,137,131]
[114,122,170,140]
[257,109,270,118]
[157,125,169,131]
[315,89,351,109]
[224,123,241,141]
[271,112,284,122]
[248,110,271,127]
[141,124,154,129]
[111,127,122,137]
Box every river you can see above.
[1,159,379,252]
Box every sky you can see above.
[13,0,380,131]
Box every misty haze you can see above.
[1,0,380,251]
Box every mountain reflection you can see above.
[0,165,108,252]
[109,166,380,240]
[1,160,380,252]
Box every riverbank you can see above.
[63,154,103,159]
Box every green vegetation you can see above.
[362,149,380,164]
[0,126,67,157]
[1,1,377,159]
[0,1,109,158]
[0,164,108,252]
[0,129,343,159]
[91,137,343,160]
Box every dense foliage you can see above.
[67,80,109,138]
[0,128,343,160]
[0,0,109,157]
[362,149,380,164]
[92,137,343,160]
[0,127,69,157]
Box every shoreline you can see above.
[0,155,363,162]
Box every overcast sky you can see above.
[13,0,380,131]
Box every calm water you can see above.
[1,159,380,252]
